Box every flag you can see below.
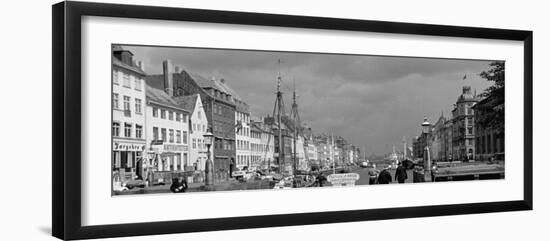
[462,75,467,80]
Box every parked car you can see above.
[232,170,246,180]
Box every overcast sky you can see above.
[123,45,495,155]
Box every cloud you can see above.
[122,44,494,154]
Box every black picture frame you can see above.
[52,1,533,240]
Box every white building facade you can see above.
[235,104,251,170]
[112,46,147,181]
[145,86,190,172]
[175,94,209,171]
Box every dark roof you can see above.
[145,75,165,90]
[146,85,188,112]
[191,73,244,102]
[173,94,199,114]
[112,56,146,76]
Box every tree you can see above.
[476,61,505,134]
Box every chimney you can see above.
[220,78,225,83]
[137,61,145,72]
[163,60,174,96]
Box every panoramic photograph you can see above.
[111,44,505,195]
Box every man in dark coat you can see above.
[395,162,408,183]
[317,173,327,187]
[170,177,188,193]
[377,167,392,184]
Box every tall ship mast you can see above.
[268,59,286,174]
[290,81,302,173]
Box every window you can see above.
[183,153,188,168]
[202,125,205,132]
[153,127,159,140]
[135,98,142,114]
[152,107,158,117]
[123,73,130,87]
[198,110,202,119]
[176,130,181,144]
[113,71,119,85]
[193,123,197,131]
[176,112,181,122]
[112,122,120,136]
[112,93,119,109]
[467,127,473,135]
[123,96,130,111]
[176,154,182,170]
[169,156,174,170]
[193,138,197,149]
[134,78,142,91]
[135,125,143,139]
[182,114,187,123]
[161,109,166,119]
[161,128,167,142]
[124,123,132,138]
[168,111,173,120]
[182,131,188,144]
[169,129,174,143]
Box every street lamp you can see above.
[421,116,432,181]
[203,131,214,190]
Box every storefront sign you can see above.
[327,173,360,186]
[113,142,145,152]
[164,144,188,152]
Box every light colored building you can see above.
[145,85,190,172]
[249,124,263,170]
[306,141,318,163]
[451,86,479,161]
[112,45,147,181]
[430,114,448,162]
[174,94,209,171]
[291,135,308,170]
[235,102,251,170]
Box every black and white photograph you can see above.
[111,44,505,195]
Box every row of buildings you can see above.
[412,85,504,163]
[111,46,361,184]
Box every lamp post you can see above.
[421,116,432,181]
[203,131,214,190]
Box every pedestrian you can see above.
[317,173,326,187]
[170,176,188,193]
[368,167,378,185]
[395,162,408,183]
[377,167,392,184]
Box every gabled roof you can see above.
[112,56,146,76]
[191,73,244,102]
[173,94,199,114]
[146,85,188,112]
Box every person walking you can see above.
[395,162,408,184]
[316,173,326,187]
[368,167,378,185]
[377,167,392,184]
